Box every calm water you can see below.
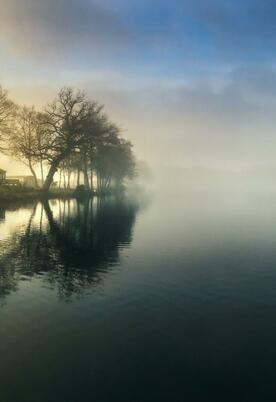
[1,183,276,401]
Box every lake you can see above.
[1,181,276,401]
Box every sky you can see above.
[1,0,276,174]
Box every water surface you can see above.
[1,184,276,401]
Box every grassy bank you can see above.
[0,185,123,204]
[0,186,75,203]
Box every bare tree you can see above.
[0,86,15,149]
[41,87,100,191]
[3,85,136,194]
[9,106,41,187]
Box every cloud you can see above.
[228,66,276,100]
[72,64,276,169]
[0,0,130,60]
[3,63,276,170]
[2,0,276,66]
[2,0,276,170]
[190,0,276,61]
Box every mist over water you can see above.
[2,0,276,400]
[1,177,276,401]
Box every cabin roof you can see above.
[7,175,33,179]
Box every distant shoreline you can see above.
[0,186,121,205]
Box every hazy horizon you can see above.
[3,3,276,401]
[1,0,276,175]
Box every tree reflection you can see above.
[0,207,5,222]
[0,197,138,301]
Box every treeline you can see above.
[0,86,135,192]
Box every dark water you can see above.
[1,185,276,401]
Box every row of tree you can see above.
[0,85,136,192]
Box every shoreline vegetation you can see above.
[0,184,127,204]
[0,85,136,199]
[0,185,73,203]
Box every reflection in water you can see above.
[3,184,276,402]
[0,207,5,222]
[0,197,138,301]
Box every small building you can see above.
[0,169,6,184]
[7,175,37,188]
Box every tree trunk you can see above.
[63,170,66,189]
[77,169,80,186]
[43,157,62,191]
[40,159,44,186]
[106,176,111,189]
[28,160,39,188]
[90,170,94,193]
[59,170,62,188]
[67,170,71,189]
[97,173,102,192]
[83,156,90,190]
